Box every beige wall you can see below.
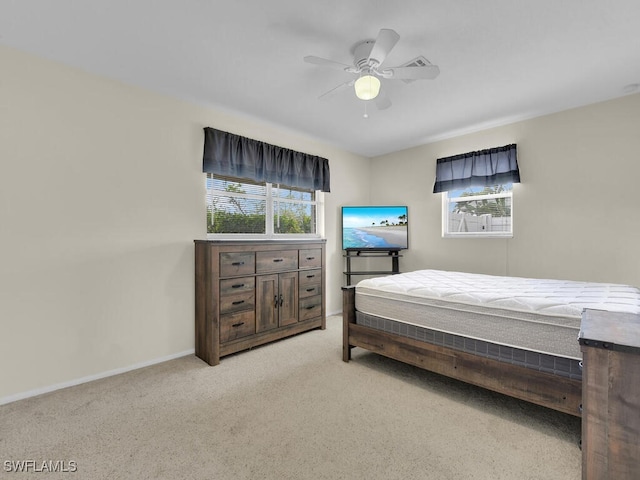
[0,45,369,402]
[371,93,640,286]
[3,43,639,403]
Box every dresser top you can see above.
[194,238,326,245]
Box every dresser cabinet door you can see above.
[256,274,278,333]
[278,271,299,327]
[256,272,299,329]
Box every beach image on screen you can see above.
[342,206,408,249]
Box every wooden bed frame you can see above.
[342,286,582,417]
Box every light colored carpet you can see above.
[0,315,581,480]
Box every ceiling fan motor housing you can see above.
[353,40,376,70]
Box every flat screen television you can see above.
[342,205,409,251]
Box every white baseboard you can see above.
[2,314,343,406]
[0,349,195,406]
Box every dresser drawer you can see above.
[256,250,298,273]
[219,291,255,315]
[220,310,255,343]
[220,277,255,296]
[220,252,255,277]
[299,249,322,269]
[299,269,321,288]
[299,282,322,299]
[299,295,322,322]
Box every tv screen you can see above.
[342,205,409,251]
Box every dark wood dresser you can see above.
[194,239,326,365]
[579,309,640,480]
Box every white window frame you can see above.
[206,174,324,239]
[442,184,514,238]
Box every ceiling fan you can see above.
[304,28,440,110]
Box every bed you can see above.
[342,269,640,416]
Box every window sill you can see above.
[206,233,323,241]
[443,233,513,239]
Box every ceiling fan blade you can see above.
[384,64,440,80]
[318,80,354,100]
[367,29,400,67]
[304,55,354,72]
[375,90,392,110]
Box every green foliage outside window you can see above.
[206,176,315,234]
[207,210,266,234]
[274,207,314,234]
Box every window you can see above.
[206,174,322,237]
[442,183,513,237]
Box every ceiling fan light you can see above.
[354,75,381,100]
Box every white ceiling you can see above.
[2,0,640,157]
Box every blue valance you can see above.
[433,144,519,193]
[202,127,331,192]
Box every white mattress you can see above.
[355,270,640,360]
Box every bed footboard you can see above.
[342,286,356,362]
[342,286,582,417]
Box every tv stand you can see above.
[343,250,401,286]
